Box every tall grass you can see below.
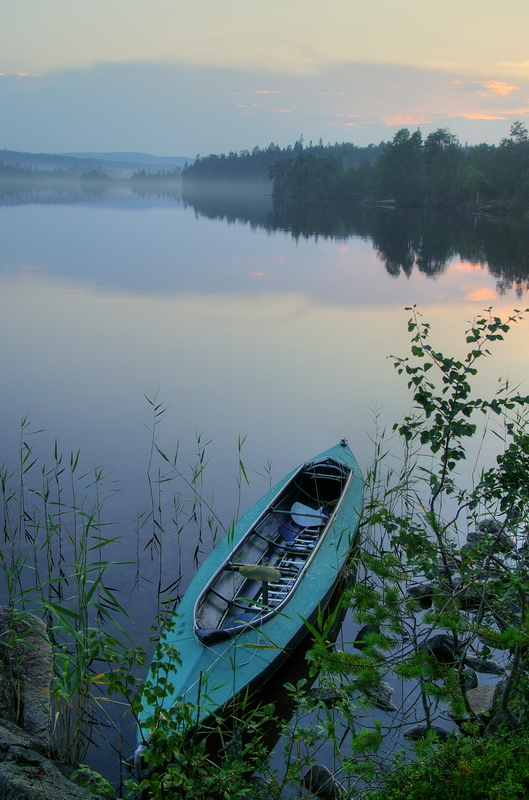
[0,407,251,775]
[0,417,130,762]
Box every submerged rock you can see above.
[462,666,478,690]
[466,519,516,554]
[308,686,342,708]
[418,633,457,664]
[450,682,517,736]
[353,624,380,650]
[302,764,345,800]
[407,583,434,610]
[465,685,497,716]
[463,656,505,675]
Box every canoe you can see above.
[137,440,363,748]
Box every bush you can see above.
[367,731,529,799]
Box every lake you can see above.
[1,183,528,780]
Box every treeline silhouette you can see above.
[183,124,529,213]
[0,162,76,180]
[130,168,181,182]
[0,161,182,183]
[274,124,529,212]
[182,138,385,183]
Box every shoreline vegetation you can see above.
[0,163,183,187]
[182,123,529,216]
[3,311,529,798]
[0,148,185,194]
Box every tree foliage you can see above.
[182,138,385,185]
[184,122,529,212]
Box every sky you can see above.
[1,0,529,157]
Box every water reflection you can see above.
[2,183,528,296]
[0,183,182,208]
[182,184,529,295]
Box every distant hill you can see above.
[0,149,194,174]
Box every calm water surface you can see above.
[1,187,528,778]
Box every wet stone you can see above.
[302,764,345,800]
[407,583,433,610]
[404,725,452,742]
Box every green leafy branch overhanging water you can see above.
[307,306,529,796]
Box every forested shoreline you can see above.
[5,123,529,214]
[182,137,385,183]
[183,124,529,214]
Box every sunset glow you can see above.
[466,288,498,302]
[0,0,528,153]
[475,80,520,95]
[450,261,484,273]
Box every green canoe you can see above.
[137,440,363,753]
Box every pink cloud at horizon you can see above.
[474,80,520,96]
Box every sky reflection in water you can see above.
[1,192,528,777]
[1,196,527,494]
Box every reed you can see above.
[0,408,256,787]
[0,419,132,763]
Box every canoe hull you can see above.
[137,442,363,741]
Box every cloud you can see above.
[1,60,528,154]
[474,80,519,96]
[457,113,508,120]
[383,114,432,126]
[503,106,529,116]
[497,61,529,71]
[0,72,44,78]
